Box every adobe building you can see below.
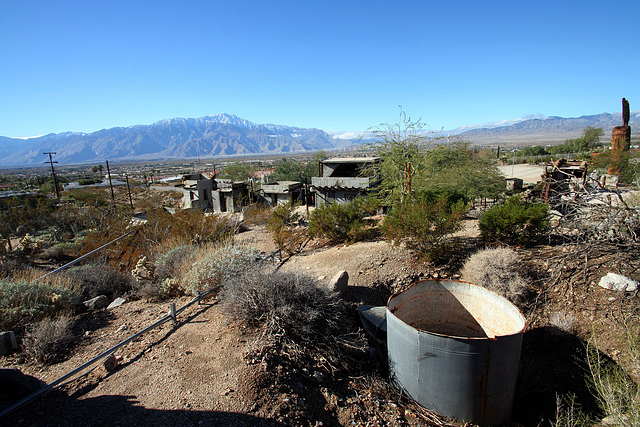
[181,174,250,212]
[259,181,303,206]
[311,157,380,207]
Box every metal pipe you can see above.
[0,286,220,419]
[32,230,136,283]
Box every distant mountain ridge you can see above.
[0,111,638,166]
[0,114,353,166]
[455,111,640,145]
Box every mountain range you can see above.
[0,112,638,166]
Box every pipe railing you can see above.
[32,230,137,283]
[0,286,220,419]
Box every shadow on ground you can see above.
[3,393,287,426]
[512,326,602,426]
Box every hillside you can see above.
[2,213,639,426]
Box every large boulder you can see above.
[328,271,349,294]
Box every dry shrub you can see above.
[460,247,529,303]
[11,268,79,289]
[586,344,640,426]
[267,203,308,256]
[180,245,262,295]
[23,314,74,365]
[550,311,576,333]
[221,268,366,370]
[64,262,134,300]
[135,243,198,301]
[154,244,197,282]
[242,203,272,227]
[78,208,233,272]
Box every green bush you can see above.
[479,195,549,245]
[0,279,80,331]
[78,178,103,186]
[308,197,379,244]
[382,194,466,261]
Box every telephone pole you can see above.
[43,152,60,197]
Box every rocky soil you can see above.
[1,218,639,426]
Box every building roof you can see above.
[321,157,380,164]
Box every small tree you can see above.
[272,151,326,184]
[366,109,504,204]
[220,162,256,182]
[365,108,431,203]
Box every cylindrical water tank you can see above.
[386,280,525,426]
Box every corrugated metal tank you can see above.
[386,280,525,426]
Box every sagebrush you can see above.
[0,279,80,331]
[181,245,262,295]
[460,247,529,303]
[23,314,74,365]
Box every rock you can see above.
[598,273,638,292]
[0,331,17,356]
[328,271,349,293]
[83,295,109,311]
[107,297,127,309]
[0,368,44,401]
[102,354,119,372]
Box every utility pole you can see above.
[106,161,115,207]
[43,152,60,197]
[125,174,134,211]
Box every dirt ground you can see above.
[1,217,639,426]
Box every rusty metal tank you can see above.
[386,280,525,426]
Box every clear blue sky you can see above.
[1,0,639,138]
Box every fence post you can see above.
[196,291,201,305]
[170,303,177,326]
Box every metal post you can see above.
[170,303,177,326]
[196,291,201,305]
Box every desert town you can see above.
[0,108,639,427]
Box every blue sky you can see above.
[1,0,639,138]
